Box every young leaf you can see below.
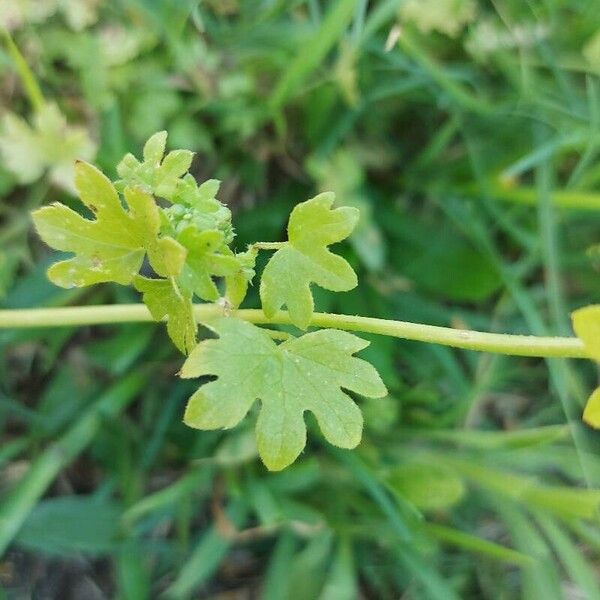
[116,131,194,201]
[163,176,234,242]
[117,133,235,243]
[260,193,359,329]
[32,161,186,287]
[180,317,387,471]
[178,228,240,302]
[143,130,167,164]
[572,305,600,428]
[134,276,196,354]
[225,248,257,308]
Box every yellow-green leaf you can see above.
[180,317,387,470]
[134,276,196,354]
[178,228,240,302]
[116,131,193,201]
[572,305,600,360]
[260,193,359,329]
[224,248,257,308]
[571,306,600,428]
[583,388,600,429]
[32,161,185,287]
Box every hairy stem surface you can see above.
[0,304,587,359]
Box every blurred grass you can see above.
[1,0,600,598]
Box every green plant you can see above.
[3,2,600,596]
[0,131,596,471]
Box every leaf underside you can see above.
[180,317,387,470]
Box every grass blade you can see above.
[424,523,533,568]
[0,372,145,555]
[165,499,247,599]
[269,0,357,112]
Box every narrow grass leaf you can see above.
[269,0,357,111]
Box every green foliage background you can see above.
[1,0,600,597]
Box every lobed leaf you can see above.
[116,131,194,202]
[117,132,235,244]
[180,317,387,470]
[32,161,185,288]
[309,150,386,271]
[260,193,359,329]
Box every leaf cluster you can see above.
[33,132,255,354]
[33,131,385,468]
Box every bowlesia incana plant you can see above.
[7,131,597,470]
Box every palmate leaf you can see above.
[32,161,186,287]
[118,132,235,242]
[309,150,386,272]
[134,276,196,354]
[180,317,387,470]
[572,305,600,427]
[260,193,359,329]
[116,131,194,202]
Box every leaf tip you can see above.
[316,190,336,205]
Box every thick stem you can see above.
[0,304,588,359]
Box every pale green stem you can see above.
[251,242,286,250]
[0,304,588,359]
